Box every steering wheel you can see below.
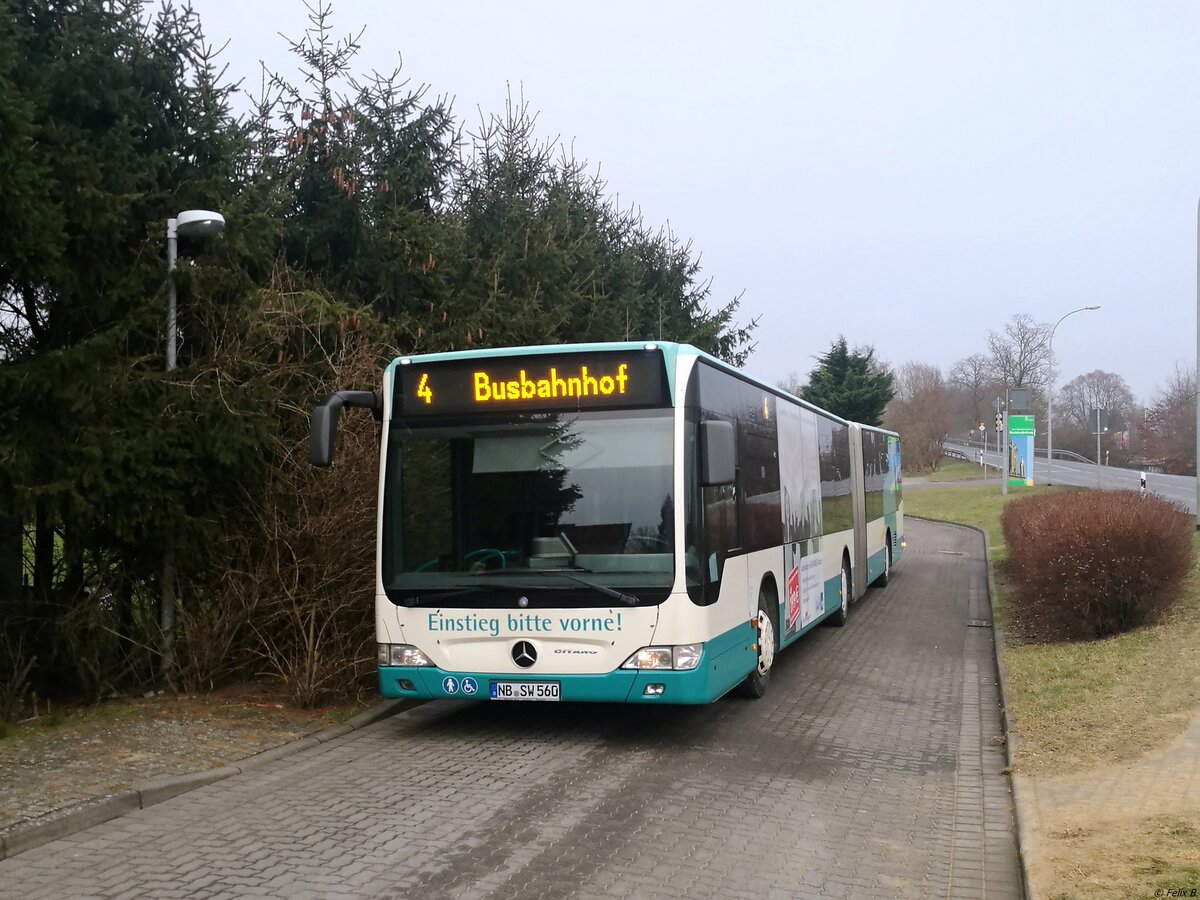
[628,535,672,551]
[463,548,507,569]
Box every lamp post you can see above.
[1196,196,1200,529]
[1046,304,1100,485]
[167,210,225,371]
[163,209,225,684]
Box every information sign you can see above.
[1008,415,1035,436]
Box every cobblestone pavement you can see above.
[0,693,328,827]
[0,519,1021,899]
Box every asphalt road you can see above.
[1,519,1022,900]
[944,441,1196,511]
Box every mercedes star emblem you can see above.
[511,640,537,669]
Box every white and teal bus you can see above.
[310,342,902,704]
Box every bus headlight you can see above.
[377,643,434,667]
[672,643,702,670]
[621,644,703,670]
[623,647,672,670]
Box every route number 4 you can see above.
[417,373,433,404]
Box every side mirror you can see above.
[309,391,381,468]
[699,419,737,486]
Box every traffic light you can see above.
[995,412,1003,433]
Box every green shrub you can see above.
[1001,490,1193,641]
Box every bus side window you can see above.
[684,407,739,605]
[701,481,737,604]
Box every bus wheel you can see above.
[736,590,777,699]
[829,560,851,627]
[877,535,892,587]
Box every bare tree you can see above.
[948,353,990,402]
[884,362,951,473]
[1052,370,1135,464]
[987,313,1053,389]
[1143,364,1197,475]
[948,352,1005,431]
[1057,370,1135,432]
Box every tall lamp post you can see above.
[1046,304,1100,485]
[163,209,225,683]
[167,210,225,370]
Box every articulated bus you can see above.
[310,341,903,704]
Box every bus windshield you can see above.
[381,408,675,607]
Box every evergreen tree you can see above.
[247,1,459,341]
[800,336,894,425]
[0,0,258,696]
[447,96,756,362]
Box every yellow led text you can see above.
[416,373,432,404]
[473,364,630,403]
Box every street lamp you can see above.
[1046,304,1100,485]
[162,209,225,684]
[166,210,225,371]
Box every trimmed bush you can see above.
[1001,490,1193,641]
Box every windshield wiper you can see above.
[401,587,482,608]
[466,568,639,606]
[401,584,553,607]
[538,571,640,607]
[467,565,596,574]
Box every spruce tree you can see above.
[0,0,256,695]
[800,336,894,425]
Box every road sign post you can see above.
[998,395,1008,497]
[1092,408,1108,489]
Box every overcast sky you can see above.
[189,0,1200,403]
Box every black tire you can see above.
[736,586,778,699]
[876,534,892,587]
[828,559,851,627]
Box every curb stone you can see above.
[0,790,141,860]
[0,698,419,862]
[909,515,1037,900]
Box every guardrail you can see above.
[955,439,1094,465]
[1041,448,1094,464]
[943,446,999,473]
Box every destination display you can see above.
[394,350,670,416]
